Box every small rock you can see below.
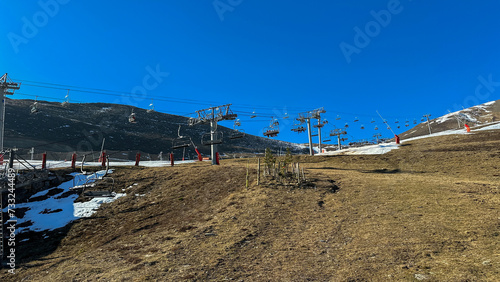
[482,260,491,265]
[205,233,216,236]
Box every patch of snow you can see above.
[4,170,122,234]
[319,143,400,155]
[402,128,468,143]
[73,193,126,217]
[477,122,500,131]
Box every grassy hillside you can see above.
[2,130,499,281]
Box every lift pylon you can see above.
[189,104,237,165]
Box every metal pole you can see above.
[0,90,6,151]
[210,120,217,165]
[337,135,341,150]
[423,114,432,134]
[306,118,313,156]
[317,119,322,154]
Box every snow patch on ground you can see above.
[477,122,500,131]
[319,143,400,155]
[4,170,124,234]
[73,193,126,218]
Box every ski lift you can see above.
[360,125,365,130]
[336,115,341,120]
[250,110,257,118]
[397,125,400,129]
[371,118,376,123]
[230,129,245,140]
[61,91,69,106]
[374,126,379,130]
[229,119,245,139]
[263,117,280,137]
[344,123,349,128]
[202,131,223,145]
[395,119,399,124]
[147,99,154,113]
[291,122,306,133]
[128,110,137,123]
[30,101,39,114]
[387,126,391,130]
[421,117,425,122]
[283,112,289,119]
[172,125,192,149]
[354,117,359,122]
[413,119,417,124]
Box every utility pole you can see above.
[423,114,432,134]
[0,74,21,151]
[189,104,237,165]
[30,147,34,160]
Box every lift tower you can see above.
[189,104,237,165]
[0,74,20,151]
[296,107,326,156]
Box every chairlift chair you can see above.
[263,117,280,137]
[147,100,155,113]
[129,110,137,123]
[202,131,223,145]
[371,118,376,123]
[283,112,289,119]
[172,125,193,149]
[360,125,365,130]
[354,117,359,122]
[230,119,245,139]
[395,119,399,124]
[61,93,69,106]
[344,123,349,128]
[374,126,379,130]
[263,127,279,137]
[291,124,306,133]
[250,110,257,118]
[30,102,39,114]
[413,119,417,124]
[229,129,245,140]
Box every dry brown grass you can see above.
[2,130,500,281]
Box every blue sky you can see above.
[2,0,500,144]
